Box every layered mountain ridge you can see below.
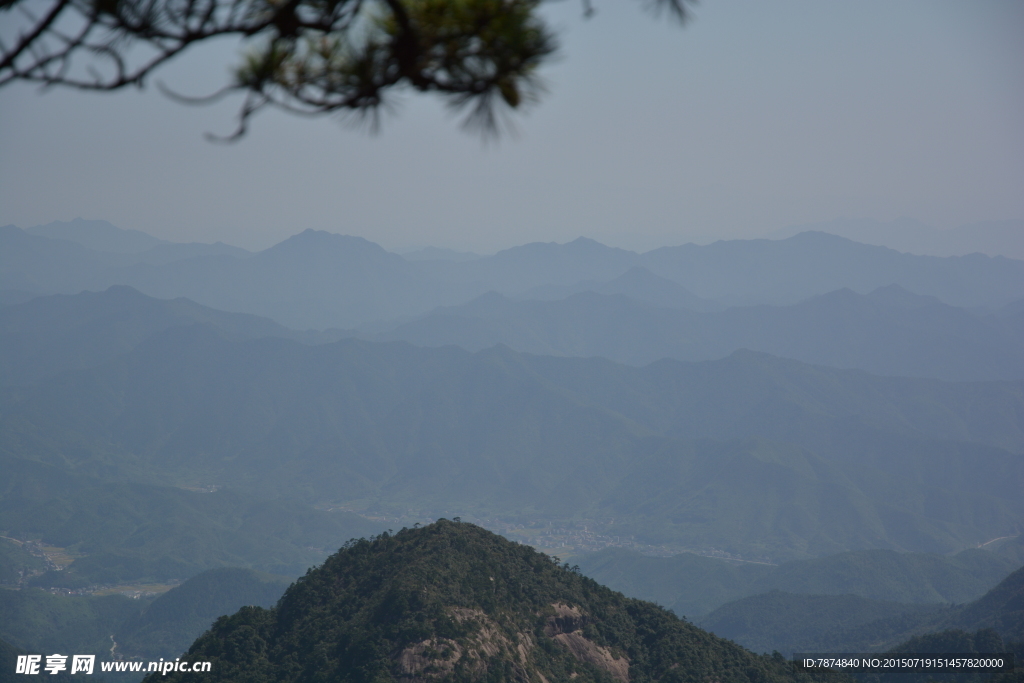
[3,319,1022,564]
[376,284,1024,381]
[4,218,1023,682]
[5,223,1024,330]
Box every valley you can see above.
[1,220,1022,682]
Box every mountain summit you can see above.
[150,521,844,683]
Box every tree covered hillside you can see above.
[148,521,849,683]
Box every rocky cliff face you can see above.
[146,521,847,683]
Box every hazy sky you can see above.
[2,0,1022,253]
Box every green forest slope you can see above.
[145,520,850,683]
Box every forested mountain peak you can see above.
[148,521,845,683]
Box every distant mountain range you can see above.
[3,317,1022,561]
[375,284,1024,381]
[580,544,1024,656]
[577,547,1019,619]
[2,285,1022,574]
[27,219,170,253]
[6,272,1024,385]
[4,220,1024,330]
[515,265,721,311]
[0,453,384,587]
[0,286,349,387]
[771,217,1024,261]
[10,219,251,269]
[698,562,1024,656]
[5,216,1023,682]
